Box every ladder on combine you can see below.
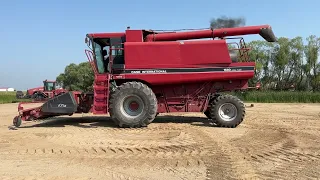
[85,49,110,114]
[92,74,110,114]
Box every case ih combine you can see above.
[13,24,277,128]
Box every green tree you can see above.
[288,37,305,90]
[304,35,320,91]
[271,37,291,90]
[247,40,274,88]
[56,62,94,92]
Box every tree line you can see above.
[246,35,320,91]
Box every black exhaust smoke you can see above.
[210,16,246,29]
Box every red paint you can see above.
[145,25,273,41]
[92,74,110,114]
[15,25,277,124]
[26,86,44,96]
[125,30,143,42]
[87,32,125,38]
[124,39,232,70]
[152,79,248,113]
[123,70,254,85]
[84,25,273,115]
[25,79,68,100]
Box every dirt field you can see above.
[0,103,319,180]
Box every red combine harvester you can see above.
[13,24,277,128]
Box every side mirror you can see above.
[85,37,91,46]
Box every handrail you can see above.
[85,49,98,74]
[226,37,251,62]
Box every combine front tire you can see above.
[208,94,245,128]
[109,82,158,128]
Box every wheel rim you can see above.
[218,103,237,121]
[121,95,144,118]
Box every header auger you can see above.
[13,24,277,128]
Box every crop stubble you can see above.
[0,103,319,180]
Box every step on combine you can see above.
[13,24,277,128]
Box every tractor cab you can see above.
[43,80,56,91]
[85,33,125,74]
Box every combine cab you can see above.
[13,24,277,128]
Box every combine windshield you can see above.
[92,41,106,73]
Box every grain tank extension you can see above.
[13,24,277,128]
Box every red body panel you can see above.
[122,37,255,85]
[153,80,248,113]
[27,86,44,95]
[124,40,232,69]
[125,30,143,42]
[88,32,125,38]
[123,71,253,85]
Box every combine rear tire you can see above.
[208,94,245,128]
[109,81,158,128]
[204,94,221,120]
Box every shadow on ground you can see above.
[17,115,219,129]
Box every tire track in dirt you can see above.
[242,113,320,134]
[0,154,146,180]
[2,124,235,179]
[8,127,205,160]
[229,128,320,179]
[92,157,207,180]
[4,122,264,179]
[267,109,320,118]
[11,143,212,161]
[193,127,260,180]
[3,125,213,174]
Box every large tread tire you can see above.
[204,110,212,119]
[109,81,158,128]
[204,94,221,120]
[208,94,245,128]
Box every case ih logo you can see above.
[130,70,167,74]
[223,68,242,71]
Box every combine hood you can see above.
[41,92,78,114]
